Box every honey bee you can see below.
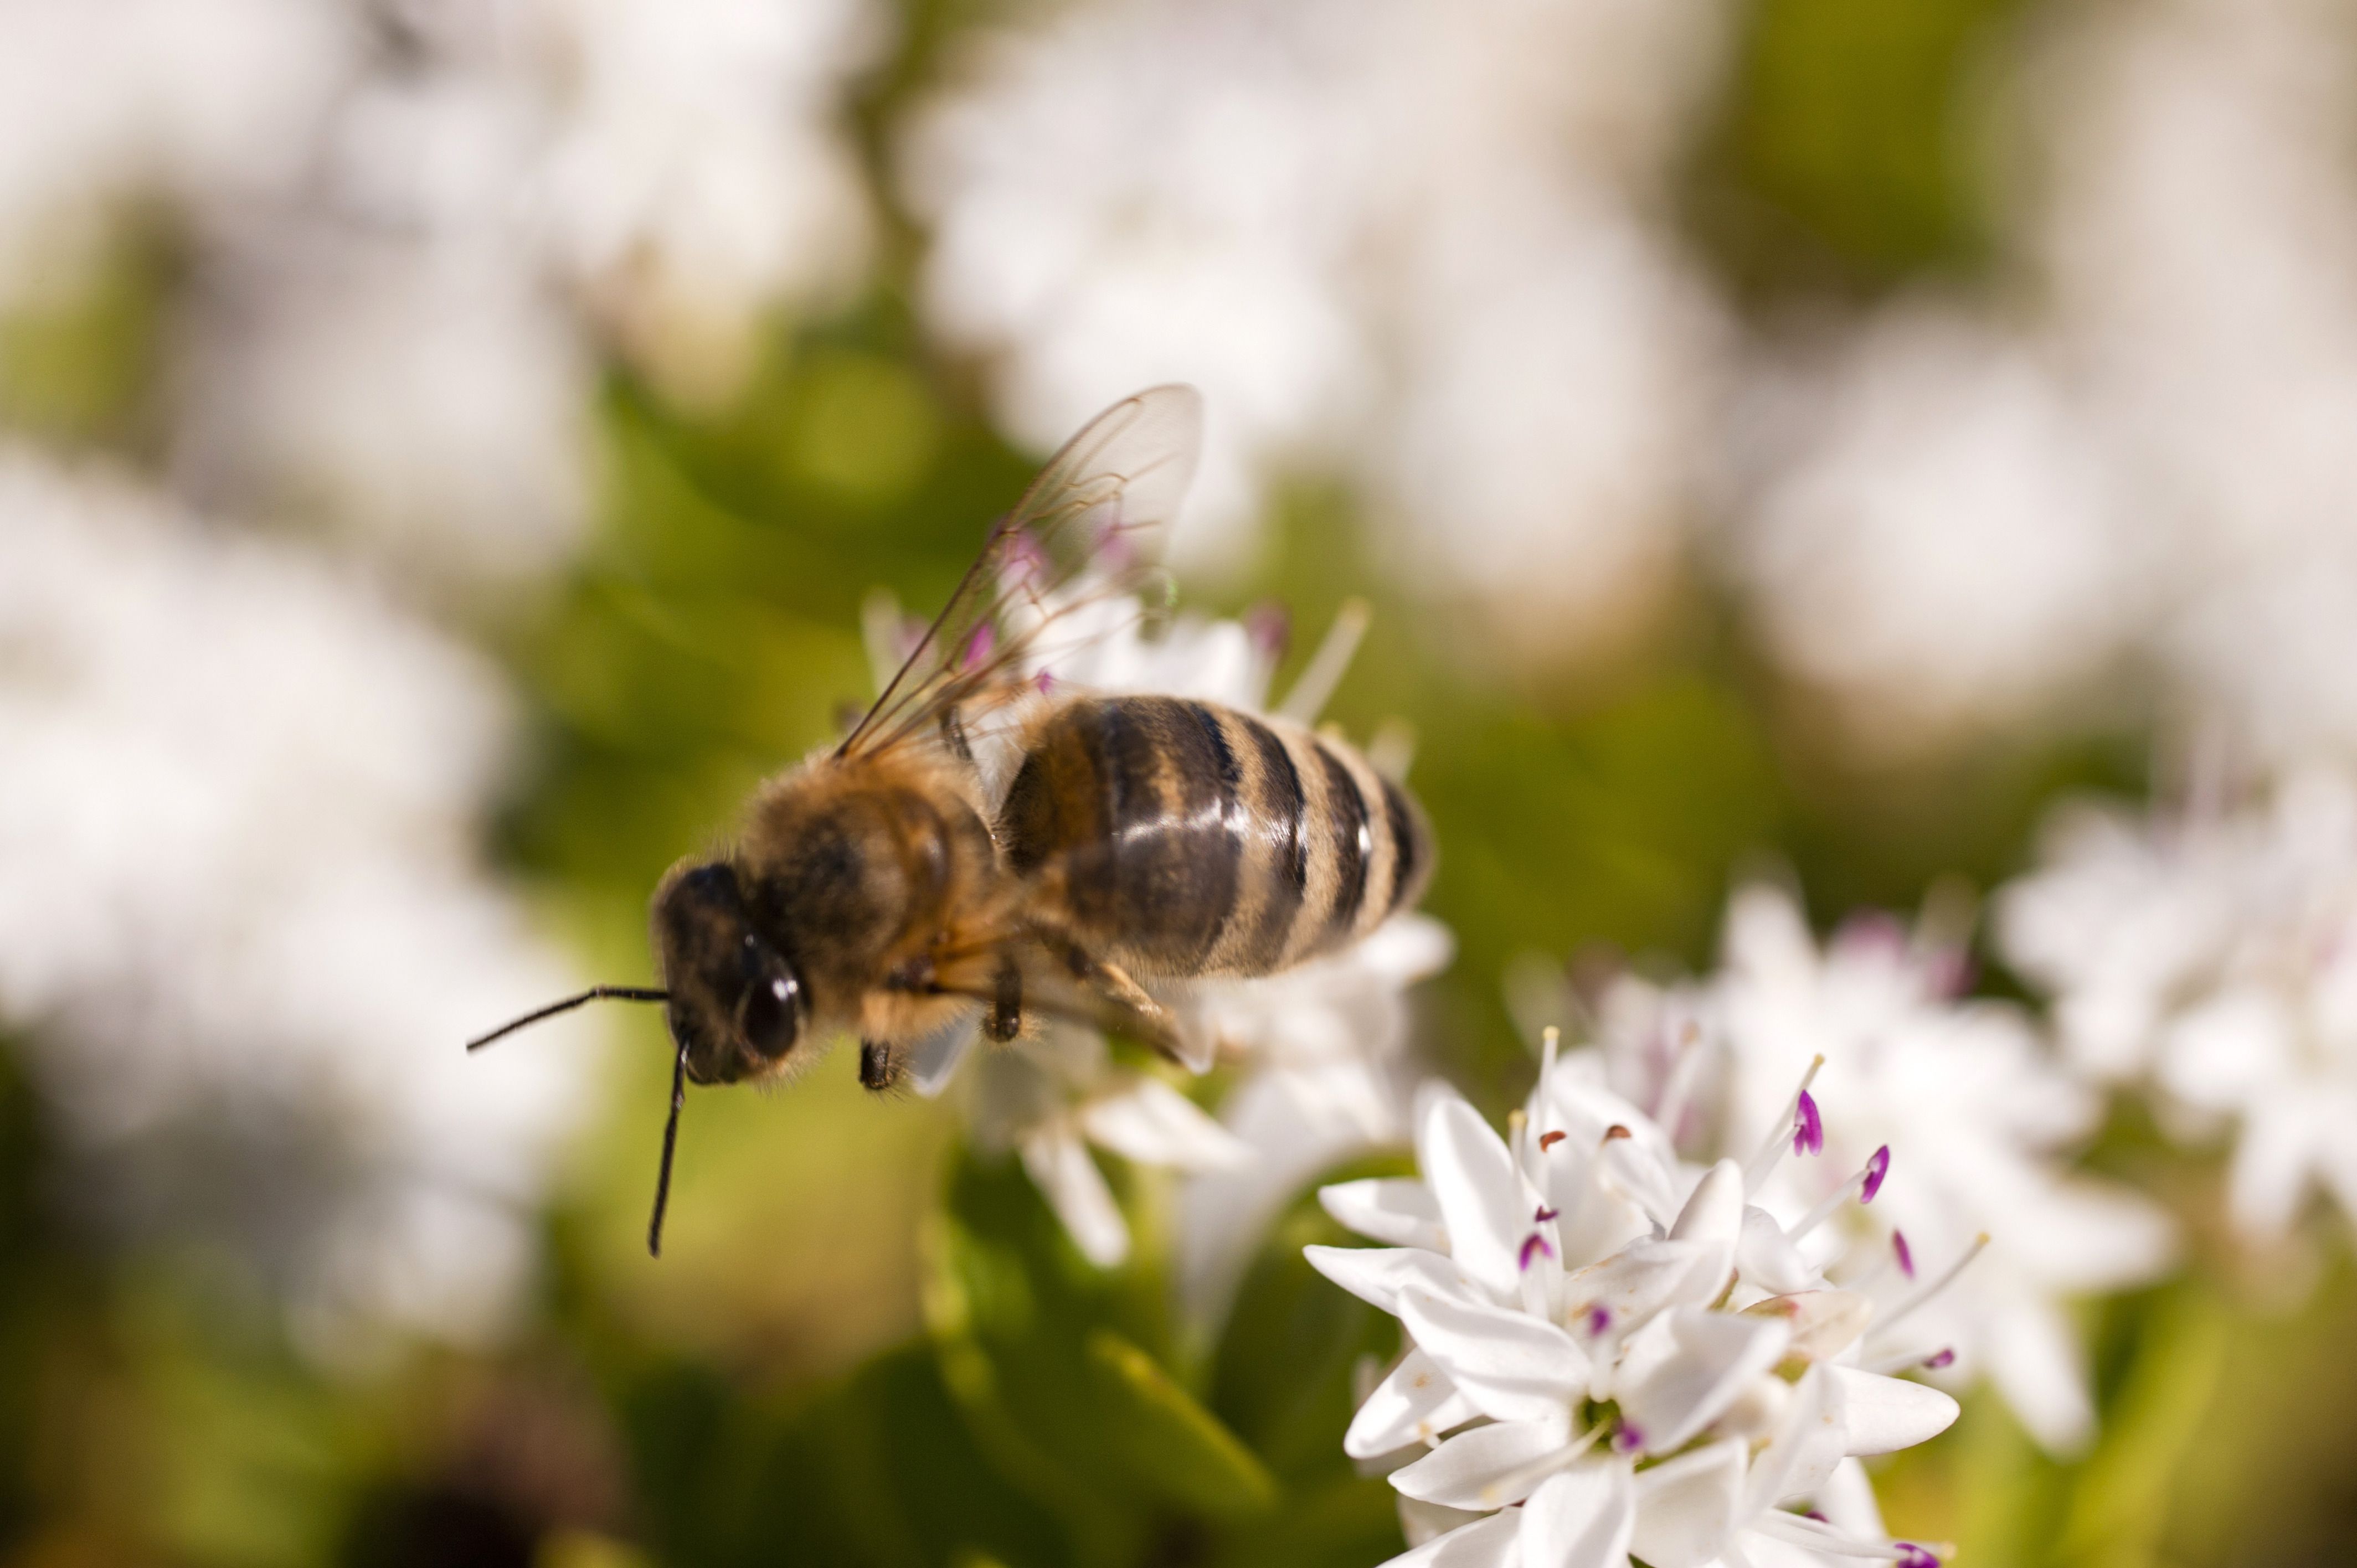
[469,386,1433,1254]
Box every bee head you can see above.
[650,860,808,1085]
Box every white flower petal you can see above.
[1617,1308,1792,1453]
[1305,1245,1473,1317]
[1629,1440,1744,1568]
[2224,1093,2324,1240]
[1831,1366,1960,1456]
[1391,1419,1567,1509]
[1399,1498,1492,1549]
[1669,1159,1744,1246]
[1020,1125,1128,1268]
[1399,1287,1591,1432]
[2157,987,2290,1109]
[1421,1091,1532,1299]
[1348,1347,1481,1458]
[1815,1456,1887,1537]
[1363,914,1458,984]
[1736,1206,1819,1296]
[1165,1004,1220,1075]
[1561,1239,1730,1361]
[1985,1293,2097,1456]
[1079,1077,1252,1170]
[1323,1177,1451,1251]
[1522,1461,1636,1568]
[1746,1364,1845,1512]
[905,1011,981,1097]
[1377,1508,1523,1568]
[1741,1290,1872,1364]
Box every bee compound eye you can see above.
[735,963,802,1062]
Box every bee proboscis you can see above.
[467,386,1434,1255]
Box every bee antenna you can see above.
[649,1039,689,1258]
[464,986,671,1051]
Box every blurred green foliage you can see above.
[8,0,2357,1565]
[1694,0,2029,298]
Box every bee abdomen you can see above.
[999,695,1432,978]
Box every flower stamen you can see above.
[1754,1509,1950,1562]
[1861,1144,1891,1201]
[1653,1017,1706,1144]
[1793,1090,1825,1156]
[1879,1234,1990,1335]
[1746,1054,1826,1192]
[1792,1146,1894,1240]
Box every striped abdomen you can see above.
[997,695,1432,978]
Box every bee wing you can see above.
[836,385,1204,761]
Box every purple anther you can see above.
[1035,669,1057,695]
[1613,1423,1645,1453]
[1893,1229,1916,1279]
[1924,1348,1955,1370]
[1518,1233,1555,1271]
[1533,1205,1560,1224]
[1793,1090,1824,1157]
[1244,601,1290,661]
[1926,947,1975,999]
[959,623,996,671]
[1896,1545,1938,1568]
[1861,1145,1891,1204]
[1834,910,1907,960]
[1803,1511,1829,1523]
[1584,1305,1612,1337]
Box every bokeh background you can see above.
[6,0,2357,1563]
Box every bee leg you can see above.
[986,959,1023,1043]
[1052,940,1186,1063]
[858,1040,902,1093]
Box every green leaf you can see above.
[1084,1330,1276,1520]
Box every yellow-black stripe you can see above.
[999,695,1433,979]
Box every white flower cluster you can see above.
[2000,769,2357,1247]
[1569,885,2174,1455]
[903,0,1729,656]
[0,448,585,1354]
[1313,1044,1962,1567]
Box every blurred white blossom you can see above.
[2029,0,2357,772]
[526,0,883,399]
[0,0,882,588]
[0,449,589,1353]
[956,1023,1250,1270]
[0,0,348,303]
[1733,0,2357,767]
[1177,911,1452,1319]
[2001,770,2357,1246]
[1728,308,2144,757]
[904,0,1731,628]
[1660,885,2176,1453]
